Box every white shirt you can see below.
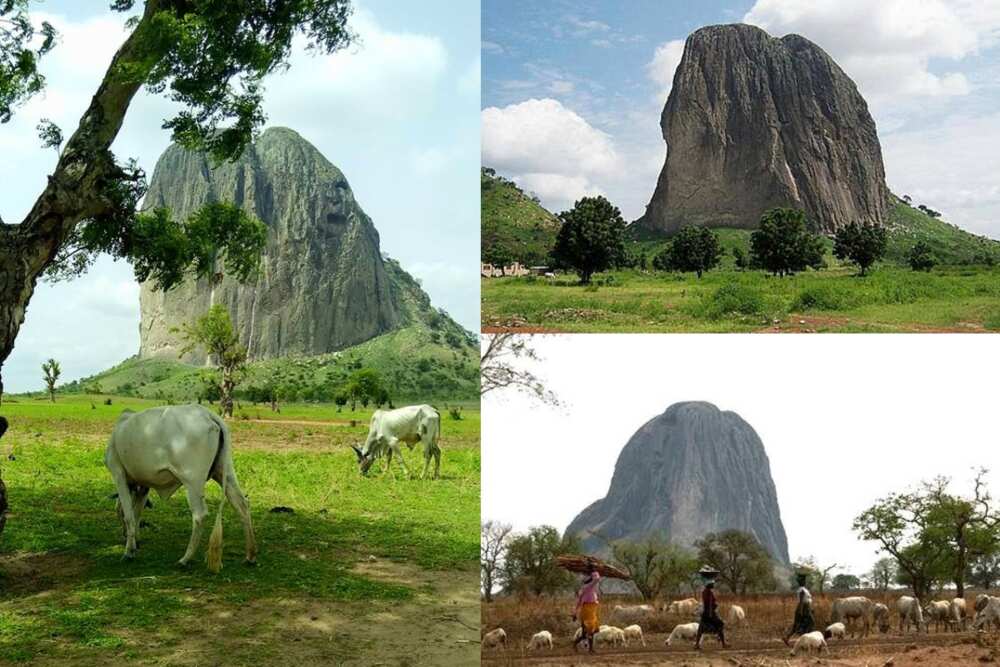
[798,586,813,606]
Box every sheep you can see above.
[924,600,952,632]
[594,625,626,647]
[790,631,828,656]
[951,597,967,631]
[573,624,610,643]
[623,624,646,647]
[974,595,1000,631]
[664,597,700,616]
[727,604,747,628]
[829,596,873,637]
[898,596,925,633]
[525,630,552,651]
[873,602,891,633]
[482,628,507,650]
[664,622,699,646]
[825,622,846,640]
[611,604,655,625]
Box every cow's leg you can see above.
[388,438,412,477]
[109,468,138,559]
[218,471,257,564]
[420,442,432,480]
[432,446,441,479]
[131,486,150,546]
[383,448,393,475]
[179,483,208,566]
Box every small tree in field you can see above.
[41,358,61,402]
[550,196,626,284]
[749,208,825,276]
[695,529,777,594]
[834,221,887,276]
[655,226,722,278]
[175,305,246,418]
[908,241,936,272]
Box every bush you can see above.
[791,285,852,311]
[698,283,766,319]
[907,241,936,272]
[749,208,826,276]
[833,221,887,275]
[655,226,722,278]
[448,406,462,420]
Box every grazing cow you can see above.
[665,597,700,616]
[482,628,507,650]
[611,604,655,625]
[526,630,552,651]
[951,597,968,631]
[104,405,256,571]
[728,604,747,628]
[623,624,645,646]
[830,596,872,637]
[898,596,926,633]
[924,600,952,632]
[873,603,891,633]
[352,405,441,479]
[974,596,1000,631]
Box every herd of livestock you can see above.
[483,593,1000,656]
[100,403,442,569]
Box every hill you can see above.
[481,168,560,266]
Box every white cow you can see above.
[665,598,700,616]
[924,600,952,632]
[352,405,441,479]
[526,630,552,651]
[951,597,967,631]
[482,628,507,649]
[974,596,1000,631]
[898,596,925,633]
[873,603,891,633]
[623,624,646,646]
[728,604,747,628]
[104,405,256,571]
[611,604,655,625]
[830,596,872,637]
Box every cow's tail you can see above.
[206,413,231,573]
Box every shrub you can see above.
[698,283,766,319]
[791,285,852,311]
[448,406,462,420]
[833,221,887,275]
[657,226,723,278]
[749,208,825,276]
[907,241,936,272]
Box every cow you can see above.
[352,405,441,479]
[104,405,257,571]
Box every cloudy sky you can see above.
[2,0,479,393]
[482,0,1000,235]
[482,334,1000,578]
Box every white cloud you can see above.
[647,39,685,103]
[743,0,1000,104]
[481,98,621,211]
[566,17,610,35]
[548,80,574,95]
[482,40,504,54]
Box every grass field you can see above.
[0,394,480,665]
[482,264,1000,333]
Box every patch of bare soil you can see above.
[0,551,90,596]
[482,316,566,334]
[759,315,990,333]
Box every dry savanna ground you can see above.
[482,592,1000,666]
[0,394,480,666]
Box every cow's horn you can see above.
[351,445,363,461]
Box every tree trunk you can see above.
[220,365,235,418]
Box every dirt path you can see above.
[242,418,354,427]
[483,632,999,666]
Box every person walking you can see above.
[695,565,727,650]
[783,572,816,646]
[572,561,602,653]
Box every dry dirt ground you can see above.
[483,632,1000,666]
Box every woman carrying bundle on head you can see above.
[783,572,816,646]
[572,560,601,653]
[695,565,728,650]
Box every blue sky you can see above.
[2,0,479,392]
[483,0,1000,235]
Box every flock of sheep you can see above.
[482,593,1000,657]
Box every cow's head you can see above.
[352,445,375,475]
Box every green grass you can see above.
[0,395,479,664]
[482,264,1000,332]
[481,168,560,265]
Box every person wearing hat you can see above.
[783,572,815,646]
[572,560,602,653]
[695,565,727,650]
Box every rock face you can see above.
[139,127,401,364]
[636,23,890,235]
[566,401,789,563]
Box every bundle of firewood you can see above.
[556,554,631,580]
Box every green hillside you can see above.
[481,167,560,266]
[62,257,479,403]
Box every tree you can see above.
[483,244,513,269]
[0,0,354,539]
[612,538,698,601]
[36,118,63,155]
[749,208,825,276]
[831,573,861,591]
[968,551,1000,590]
[908,241,936,272]
[695,530,777,595]
[41,358,60,402]
[344,368,385,410]
[481,520,513,602]
[833,221,887,276]
[867,557,898,593]
[334,392,348,413]
[501,525,581,596]
[480,333,558,405]
[549,196,626,284]
[175,305,246,417]
[654,226,722,278]
[732,246,748,270]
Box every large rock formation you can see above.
[139,127,401,364]
[636,23,890,235]
[566,401,789,563]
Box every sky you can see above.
[1,0,480,393]
[481,334,1000,579]
[482,0,1000,237]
